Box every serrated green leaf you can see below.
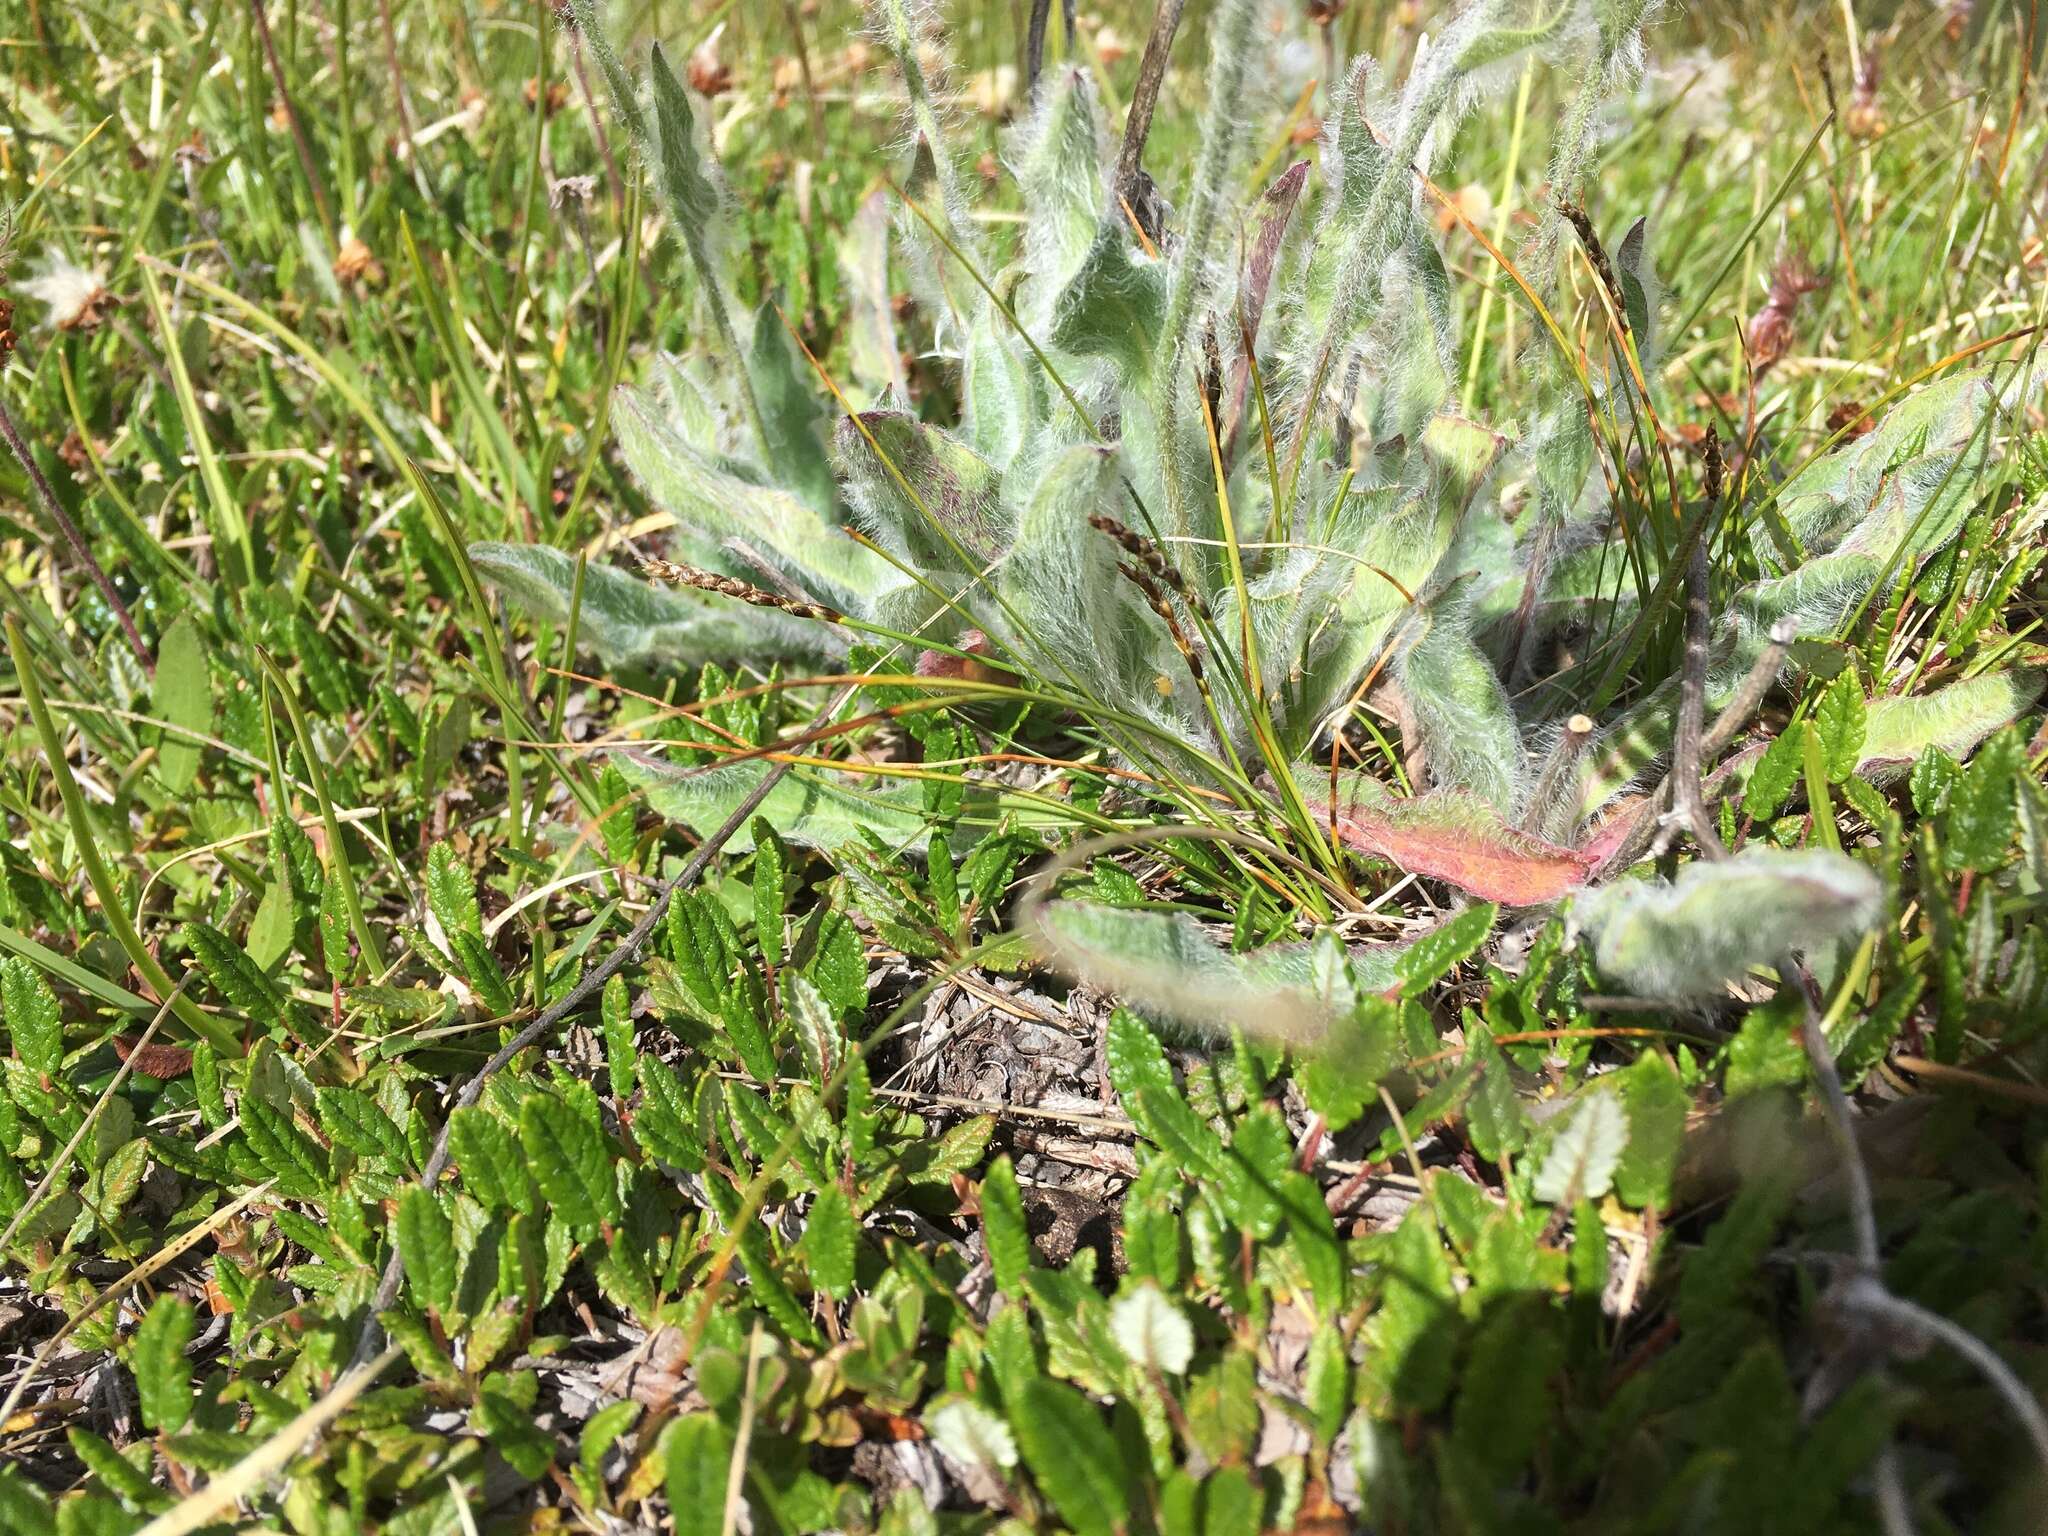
[476,1372,556,1479]
[1009,1376,1127,1536]
[980,1154,1032,1295]
[785,973,840,1090]
[1397,903,1498,994]
[425,842,481,939]
[237,1094,327,1195]
[519,1094,620,1236]
[1814,670,1867,783]
[1609,1053,1687,1209]
[665,1414,734,1536]
[315,1085,411,1170]
[602,974,635,1099]
[396,1185,459,1316]
[130,1293,196,1433]
[1944,724,2022,872]
[447,1105,535,1214]
[1,958,62,1077]
[1745,726,1805,820]
[805,906,867,1015]
[633,1056,705,1172]
[751,818,789,968]
[1532,1093,1627,1205]
[802,1184,856,1299]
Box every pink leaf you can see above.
[1295,772,1596,906]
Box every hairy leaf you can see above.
[1298,771,1594,905]
[1574,849,1883,1000]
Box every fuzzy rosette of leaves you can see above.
[479,0,2037,919]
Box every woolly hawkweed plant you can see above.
[478,0,2039,1020]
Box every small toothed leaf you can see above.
[519,1093,621,1237]
[1533,1093,1627,1206]
[129,1294,196,1433]
[1,959,62,1078]
[801,1183,856,1300]
[980,1154,1032,1295]
[396,1184,459,1316]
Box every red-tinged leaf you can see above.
[1226,160,1310,440]
[1296,772,1594,905]
[1577,798,1649,872]
[114,1037,195,1079]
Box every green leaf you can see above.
[633,1056,705,1172]
[618,755,950,856]
[315,1085,411,1170]
[1105,1009,1226,1183]
[602,974,635,1099]
[1725,994,1808,1099]
[1049,224,1166,382]
[1814,670,1867,783]
[747,298,838,516]
[450,929,516,1016]
[1361,1206,1458,1413]
[447,1105,535,1214]
[665,1414,734,1536]
[1,958,62,1077]
[396,1185,459,1316]
[1532,1093,1627,1205]
[1451,1294,1563,1475]
[752,817,789,968]
[129,1293,196,1433]
[647,43,723,242]
[785,973,840,1089]
[1574,850,1881,1000]
[1008,1376,1128,1536]
[1611,1053,1688,1209]
[1035,903,1388,1045]
[802,1184,856,1300]
[1464,1048,1526,1164]
[472,541,825,674]
[980,1154,1032,1295]
[1858,669,2042,782]
[1944,724,2023,872]
[805,906,867,1015]
[719,987,778,1083]
[1108,1283,1194,1374]
[153,614,213,794]
[1396,903,1498,994]
[237,1094,327,1196]
[425,842,481,939]
[519,1093,621,1237]
[1744,726,1806,821]
[476,1372,556,1480]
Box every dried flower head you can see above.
[1844,48,1885,139]
[688,31,730,96]
[24,256,116,332]
[524,77,570,116]
[333,234,384,290]
[1745,250,1826,375]
[549,174,599,211]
